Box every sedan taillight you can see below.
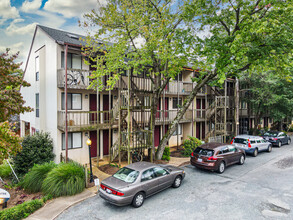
[273,138,278,141]
[191,152,194,157]
[100,184,124,196]
[207,156,217,162]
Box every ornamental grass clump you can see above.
[42,162,85,197]
[21,162,57,193]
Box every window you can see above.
[36,93,39,117]
[62,132,82,150]
[256,140,261,143]
[144,96,150,106]
[113,167,139,183]
[172,98,182,109]
[250,140,256,144]
[153,167,168,177]
[141,169,155,182]
[61,52,82,69]
[194,147,214,157]
[221,147,229,154]
[175,73,182,81]
[228,146,236,152]
[234,138,248,144]
[35,56,39,81]
[61,93,82,110]
[173,124,182,136]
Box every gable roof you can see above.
[37,25,86,47]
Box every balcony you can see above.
[165,82,206,95]
[155,109,193,124]
[194,109,206,121]
[57,110,117,132]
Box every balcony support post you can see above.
[65,44,69,162]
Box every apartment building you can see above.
[20,25,271,165]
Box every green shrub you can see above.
[162,147,170,161]
[21,162,57,193]
[42,162,85,197]
[0,199,44,220]
[182,136,203,157]
[13,132,55,175]
[0,161,12,178]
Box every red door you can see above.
[196,99,201,118]
[196,122,201,139]
[202,122,205,139]
[156,99,161,118]
[164,98,169,118]
[103,95,109,122]
[103,130,109,155]
[90,131,97,157]
[154,126,160,147]
[90,94,97,123]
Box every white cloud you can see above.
[0,42,24,54]
[6,21,37,36]
[44,0,105,18]
[0,0,20,19]
[35,10,66,28]
[21,0,42,13]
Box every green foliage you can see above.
[42,162,85,197]
[288,125,293,132]
[162,147,170,161]
[0,122,22,163]
[182,136,203,157]
[0,199,44,220]
[21,162,57,193]
[0,161,12,178]
[13,132,55,175]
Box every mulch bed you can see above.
[98,164,120,176]
[0,181,42,209]
[170,146,187,158]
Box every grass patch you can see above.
[42,162,85,197]
[21,162,57,193]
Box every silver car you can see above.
[231,135,272,157]
[99,162,185,208]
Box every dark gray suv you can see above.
[262,131,291,147]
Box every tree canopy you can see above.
[0,49,32,162]
[82,0,293,159]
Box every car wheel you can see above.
[267,145,272,153]
[238,155,245,165]
[288,139,291,145]
[253,148,258,157]
[217,161,225,174]
[278,141,282,148]
[172,175,182,188]
[132,192,145,208]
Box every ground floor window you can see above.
[173,124,182,136]
[62,132,82,150]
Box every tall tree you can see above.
[82,0,293,160]
[0,49,32,162]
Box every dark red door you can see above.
[196,122,201,139]
[196,99,201,118]
[164,98,168,118]
[103,130,109,155]
[202,122,205,139]
[90,131,97,157]
[90,94,97,123]
[103,95,109,122]
[154,126,160,147]
[156,99,161,118]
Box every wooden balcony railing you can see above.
[57,110,115,131]
[165,81,206,95]
[154,109,193,124]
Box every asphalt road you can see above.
[57,141,293,220]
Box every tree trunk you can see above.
[155,70,218,160]
[253,115,261,135]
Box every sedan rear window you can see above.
[113,167,139,183]
[234,138,248,144]
[264,132,278,137]
[194,147,214,157]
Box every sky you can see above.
[0,0,104,69]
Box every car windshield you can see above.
[264,132,278,137]
[234,138,248,144]
[113,167,139,183]
[194,147,214,157]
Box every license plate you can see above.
[106,189,112,194]
[197,158,202,162]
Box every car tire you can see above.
[132,192,145,208]
[287,139,291,145]
[238,155,245,165]
[217,161,225,174]
[278,141,282,148]
[267,145,272,153]
[253,148,258,157]
[172,175,182,188]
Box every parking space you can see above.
[57,142,293,220]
